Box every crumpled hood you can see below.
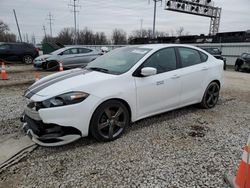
[24,68,116,101]
[34,54,52,61]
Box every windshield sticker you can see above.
[131,49,148,54]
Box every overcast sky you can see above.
[1,0,250,43]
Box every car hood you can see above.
[35,54,52,61]
[24,68,116,101]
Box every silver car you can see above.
[33,46,101,70]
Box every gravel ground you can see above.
[0,70,249,188]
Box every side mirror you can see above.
[141,67,157,77]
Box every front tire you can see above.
[90,100,130,142]
[235,64,240,71]
[200,82,220,109]
[46,61,59,71]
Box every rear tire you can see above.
[200,82,220,109]
[22,55,33,64]
[90,100,130,142]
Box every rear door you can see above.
[177,47,209,106]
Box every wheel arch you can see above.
[210,80,221,89]
[88,97,133,136]
[95,98,132,121]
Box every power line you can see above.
[46,12,55,37]
[68,0,81,44]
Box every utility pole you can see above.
[69,0,80,44]
[149,0,162,38]
[13,9,22,42]
[46,12,54,37]
[42,25,47,42]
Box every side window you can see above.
[178,47,202,68]
[63,48,78,55]
[200,51,208,62]
[78,48,92,54]
[142,48,177,74]
[0,44,10,50]
[241,53,247,58]
[15,44,24,50]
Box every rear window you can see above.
[25,43,35,49]
[242,53,248,58]
[78,48,92,54]
[199,51,208,62]
[178,47,202,68]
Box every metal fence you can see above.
[83,43,250,65]
[195,43,250,65]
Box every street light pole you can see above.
[152,0,162,38]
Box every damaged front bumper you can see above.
[21,107,82,147]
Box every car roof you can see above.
[134,44,204,51]
[63,46,93,50]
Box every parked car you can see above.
[235,53,250,71]
[201,47,227,70]
[0,42,39,64]
[21,44,224,146]
[33,46,101,70]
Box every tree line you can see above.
[0,20,187,45]
[0,20,16,42]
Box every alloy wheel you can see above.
[23,55,33,64]
[98,106,126,139]
[205,84,219,108]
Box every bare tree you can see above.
[130,29,169,39]
[0,20,9,34]
[94,32,108,45]
[0,20,16,42]
[56,28,74,44]
[78,27,95,45]
[41,35,57,44]
[176,27,185,36]
[111,29,127,45]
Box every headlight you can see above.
[42,92,89,108]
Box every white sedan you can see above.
[21,44,224,146]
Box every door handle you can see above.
[171,75,180,79]
[156,80,164,85]
[201,67,208,71]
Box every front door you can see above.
[134,47,182,119]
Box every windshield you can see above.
[50,48,66,55]
[86,46,151,74]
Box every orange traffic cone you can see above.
[59,61,63,72]
[1,62,8,80]
[35,72,40,82]
[225,135,250,188]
